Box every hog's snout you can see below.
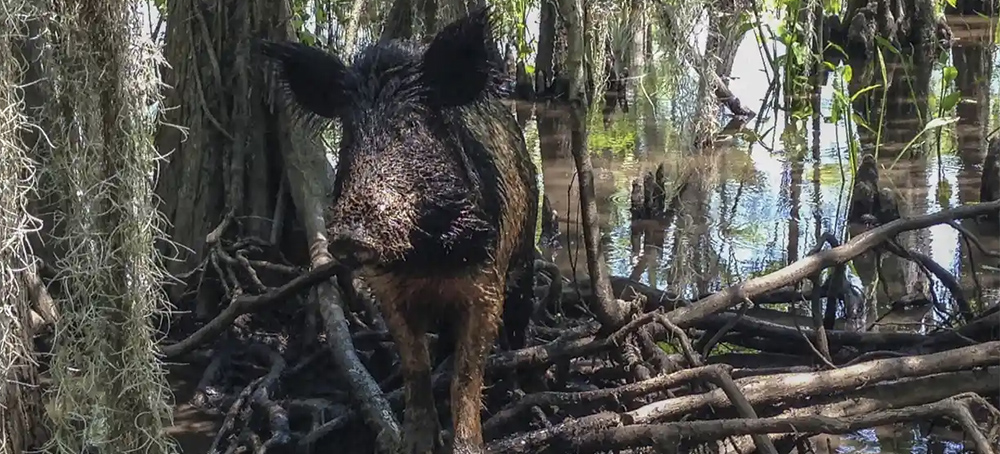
[328,226,379,268]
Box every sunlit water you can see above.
[529,20,1000,319]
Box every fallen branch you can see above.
[160,259,346,358]
[487,308,661,372]
[666,200,1000,328]
[509,396,997,454]
[314,275,401,452]
[629,341,1000,424]
[484,364,729,440]
[208,344,286,454]
[486,342,1000,452]
[284,70,406,448]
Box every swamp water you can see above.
[522,14,999,454]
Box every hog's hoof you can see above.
[401,414,441,454]
[400,435,436,454]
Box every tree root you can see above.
[207,343,288,454]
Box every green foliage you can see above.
[588,113,637,157]
[493,0,535,61]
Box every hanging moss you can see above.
[28,1,177,453]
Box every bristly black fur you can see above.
[257,40,350,129]
[257,12,539,451]
[257,6,533,279]
[258,5,505,128]
[420,5,506,107]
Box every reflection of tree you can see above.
[846,49,935,308]
[786,142,805,264]
[536,107,630,282]
[847,50,932,153]
[951,37,997,308]
[953,40,993,204]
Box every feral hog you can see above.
[260,7,539,454]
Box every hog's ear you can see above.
[258,40,349,119]
[421,6,503,107]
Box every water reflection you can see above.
[526,20,1000,333]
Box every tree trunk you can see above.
[560,0,629,331]
[25,1,177,452]
[382,0,414,40]
[420,0,438,40]
[155,0,318,318]
[341,0,367,54]
[535,0,569,100]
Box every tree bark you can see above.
[560,0,629,330]
[535,0,568,100]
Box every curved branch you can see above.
[523,397,996,454]
[160,260,346,357]
[666,200,1000,328]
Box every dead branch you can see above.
[881,239,972,322]
[666,200,1000,328]
[628,341,1000,424]
[498,396,997,454]
[208,344,286,453]
[486,308,661,372]
[720,367,1000,454]
[484,364,730,439]
[486,342,1000,452]
[160,260,346,358]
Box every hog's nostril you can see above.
[328,228,378,267]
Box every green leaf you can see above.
[842,64,853,84]
[850,84,883,102]
[940,92,962,112]
[824,42,849,59]
[877,46,888,87]
[874,36,900,56]
[923,116,960,131]
[946,0,957,8]
[889,116,960,170]
[943,66,959,82]
[852,112,876,134]
[830,104,841,124]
